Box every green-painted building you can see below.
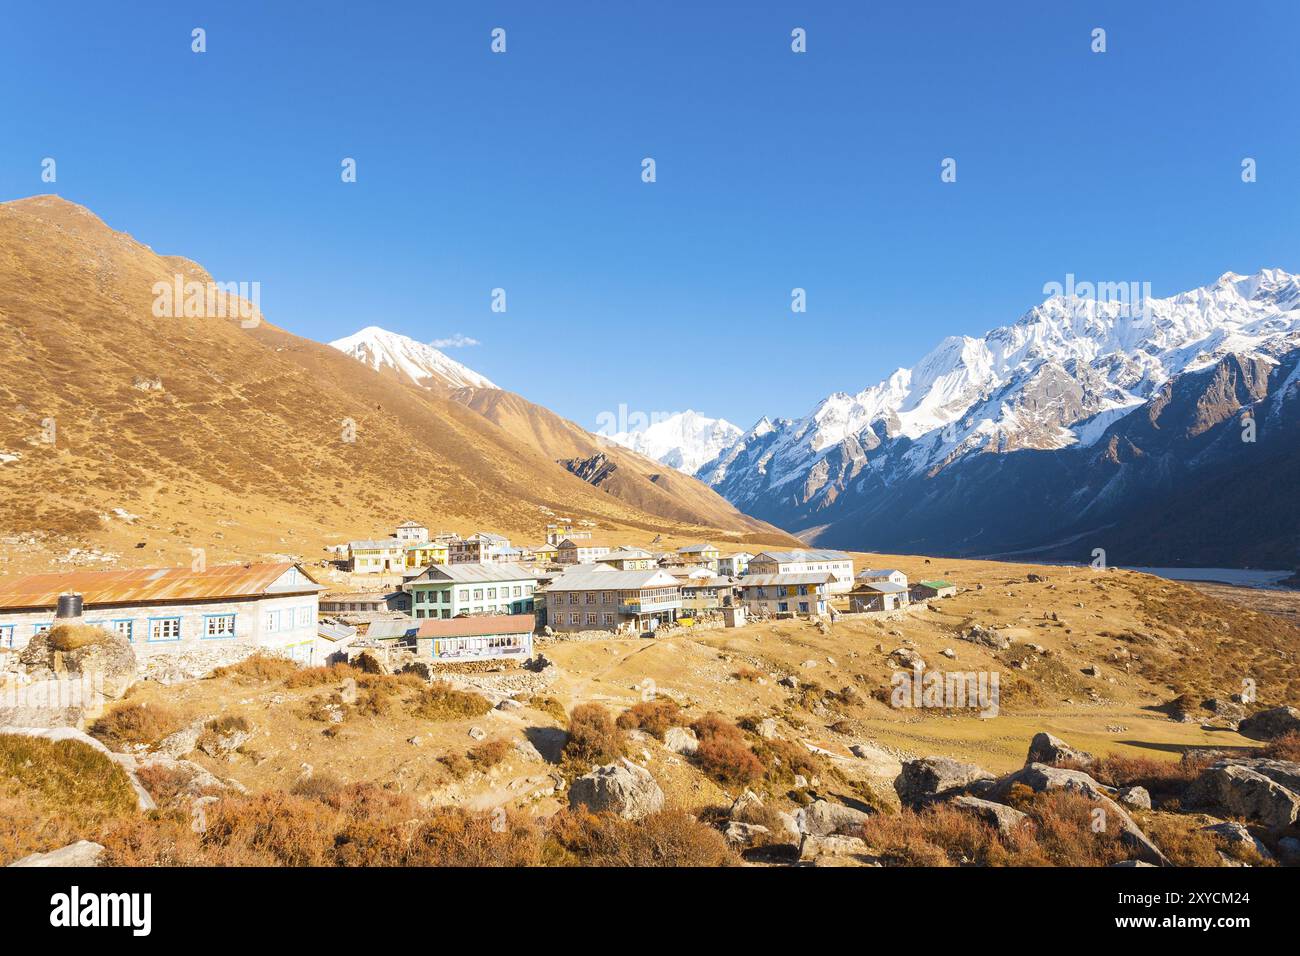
[404,562,539,620]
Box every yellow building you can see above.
[405,541,450,570]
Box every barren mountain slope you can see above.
[446,386,792,543]
[0,196,788,572]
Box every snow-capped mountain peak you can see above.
[330,326,496,390]
[604,409,743,477]
[703,268,1300,516]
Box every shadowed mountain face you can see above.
[794,351,1300,568]
[0,196,791,569]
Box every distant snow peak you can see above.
[603,408,743,477]
[330,326,496,390]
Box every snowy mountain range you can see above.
[671,269,1300,565]
[604,410,742,477]
[330,326,497,390]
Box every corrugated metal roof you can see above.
[417,614,535,639]
[852,581,909,593]
[407,562,539,585]
[752,549,852,563]
[677,542,719,553]
[348,539,404,551]
[738,573,835,587]
[858,569,903,578]
[366,618,420,639]
[0,562,322,611]
[916,580,955,589]
[547,565,679,591]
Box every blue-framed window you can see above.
[203,614,236,639]
[109,619,135,642]
[148,617,182,642]
[33,622,53,638]
[0,624,14,648]
[296,606,311,628]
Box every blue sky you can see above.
[2,1,1297,432]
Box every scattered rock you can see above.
[895,756,994,808]
[796,799,873,837]
[724,821,770,848]
[959,625,1010,650]
[1237,706,1300,742]
[1117,786,1151,810]
[8,840,104,868]
[663,725,699,755]
[949,795,1028,833]
[1026,732,1094,768]
[567,759,665,820]
[468,726,487,741]
[798,834,880,865]
[889,647,925,669]
[1200,822,1274,862]
[1184,762,1300,828]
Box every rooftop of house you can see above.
[917,579,955,588]
[320,590,406,603]
[852,581,909,594]
[597,547,654,561]
[405,562,540,586]
[416,613,535,639]
[366,619,420,640]
[349,539,404,551]
[546,564,680,591]
[752,549,852,563]
[557,538,611,550]
[0,561,323,611]
[677,542,719,553]
[857,568,904,577]
[738,572,836,588]
[396,521,427,529]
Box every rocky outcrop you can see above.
[1237,706,1300,742]
[18,625,137,699]
[894,756,994,808]
[663,726,698,755]
[1200,822,1274,863]
[1026,732,1094,767]
[948,795,1028,833]
[568,760,664,820]
[795,799,873,837]
[1184,762,1300,828]
[8,840,104,867]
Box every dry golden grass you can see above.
[89,701,182,750]
[47,622,115,651]
[409,682,492,721]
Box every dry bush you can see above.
[616,699,685,739]
[733,666,763,682]
[1088,753,1205,804]
[468,738,511,768]
[691,714,764,787]
[547,809,738,866]
[528,695,568,723]
[88,701,181,750]
[1263,732,1300,762]
[283,663,358,689]
[410,682,492,721]
[404,808,546,867]
[48,622,113,651]
[0,735,140,865]
[209,654,300,684]
[289,773,346,802]
[206,715,251,735]
[1138,813,1236,867]
[439,753,472,779]
[563,703,626,768]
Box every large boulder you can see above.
[8,841,104,868]
[1184,763,1300,828]
[1200,822,1274,863]
[1026,732,1094,768]
[18,624,137,699]
[0,678,100,729]
[959,625,1010,650]
[795,799,872,837]
[894,756,994,808]
[948,795,1028,834]
[1237,706,1300,742]
[663,726,698,755]
[990,763,1168,866]
[798,834,881,866]
[568,759,664,820]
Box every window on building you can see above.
[585,592,596,604]
[297,607,311,627]
[512,586,521,598]
[34,622,53,637]
[487,587,497,599]
[205,614,236,639]
[568,593,578,604]
[602,613,614,626]
[265,610,279,633]
[0,624,14,648]
[586,613,597,625]
[569,612,580,625]
[473,589,484,601]
[458,589,469,601]
[149,617,182,642]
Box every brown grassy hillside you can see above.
[0,195,792,571]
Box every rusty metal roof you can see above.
[416,614,535,639]
[0,562,323,611]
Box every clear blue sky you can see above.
[2,1,1297,433]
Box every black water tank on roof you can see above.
[56,592,83,619]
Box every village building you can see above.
[716,552,754,577]
[545,564,682,633]
[0,562,324,662]
[314,621,357,666]
[677,542,721,570]
[737,572,834,617]
[856,568,908,588]
[555,538,612,565]
[395,520,430,544]
[527,543,559,564]
[403,563,538,619]
[448,531,511,564]
[596,546,657,571]
[364,618,421,642]
[911,579,958,601]
[318,590,410,620]
[404,541,450,571]
[747,550,855,594]
[416,614,534,663]
[679,575,733,615]
[849,581,910,612]
[348,539,405,574]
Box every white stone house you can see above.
[395,520,430,544]
[856,568,908,589]
[0,562,325,663]
[737,572,834,617]
[746,550,855,594]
